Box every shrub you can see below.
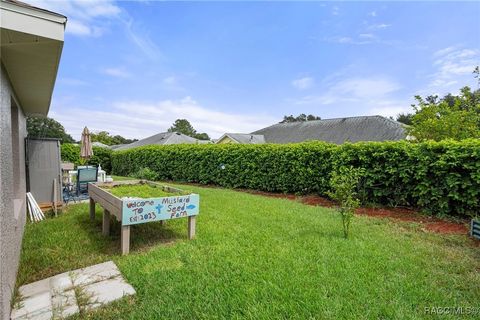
[133,167,159,181]
[328,166,364,238]
[90,146,113,173]
[60,143,80,164]
[60,144,113,173]
[111,140,480,218]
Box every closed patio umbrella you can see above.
[80,126,94,161]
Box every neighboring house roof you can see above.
[92,142,110,149]
[115,132,208,150]
[110,144,126,150]
[1,0,67,115]
[252,115,407,144]
[216,133,266,144]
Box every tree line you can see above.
[26,117,211,144]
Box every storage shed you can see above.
[26,138,62,207]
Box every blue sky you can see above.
[32,0,480,140]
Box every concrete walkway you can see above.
[11,261,135,320]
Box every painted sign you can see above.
[122,194,199,226]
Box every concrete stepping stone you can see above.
[11,261,135,320]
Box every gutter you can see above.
[0,0,67,26]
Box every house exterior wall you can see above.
[0,65,27,320]
[217,136,236,144]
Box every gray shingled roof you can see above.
[217,133,266,144]
[92,142,110,149]
[115,132,206,150]
[252,115,407,144]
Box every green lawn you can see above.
[106,183,181,198]
[18,182,480,319]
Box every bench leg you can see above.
[188,216,196,239]
[89,198,95,220]
[121,225,130,255]
[102,209,110,236]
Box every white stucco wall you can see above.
[0,65,27,320]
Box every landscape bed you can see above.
[88,180,199,255]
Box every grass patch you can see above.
[18,182,480,319]
[111,175,135,182]
[106,184,177,198]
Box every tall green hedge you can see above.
[111,140,480,218]
[60,144,113,173]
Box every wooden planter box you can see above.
[88,180,199,255]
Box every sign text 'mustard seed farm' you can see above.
[121,194,199,226]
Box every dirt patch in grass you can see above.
[241,189,468,235]
[355,207,468,234]
[300,195,336,207]
[240,189,297,201]
[423,222,468,234]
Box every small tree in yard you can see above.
[328,166,364,239]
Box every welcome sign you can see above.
[122,194,199,226]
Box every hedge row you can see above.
[111,140,480,218]
[61,144,113,173]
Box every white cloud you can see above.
[367,23,391,30]
[428,47,480,93]
[59,78,89,86]
[101,67,131,78]
[334,78,401,98]
[433,46,456,57]
[296,77,401,106]
[66,20,106,37]
[369,102,411,118]
[327,36,373,45]
[293,75,411,118]
[28,0,120,37]
[359,33,375,39]
[325,33,382,45]
[325,33,399,46]
[369,11,377,17]
[65,20,91,36]
[163,76,177,85]
[159,76,186,92]
[49,97,276,140]
[292,77,314,90]
[28,0,161,61]
[123,18,162,61]
[332,6,340,16]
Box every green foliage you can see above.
[90,147,113,173]
[27,116,75,143]
[60,144,113,173]
[168,119,210,140]
[395,113,413,125]
[280,113,321,123]
[133,167,159,181]
[408,86,480,141]
[112,140,480,218]
[107,184,174,198]
[328,166,364,238]
[60,143,80,164]
[194,132,210,140]
[90,131,137,146]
